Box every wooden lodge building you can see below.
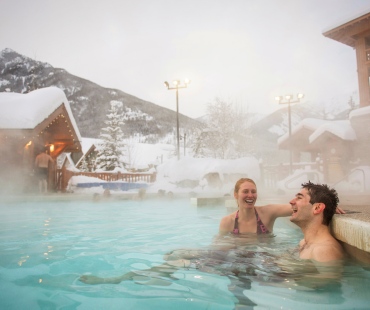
[0,87,82,193]
[277,11,370,185]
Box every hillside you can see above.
[0,48,203,139]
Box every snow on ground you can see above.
[70,141,261,197]
[124,142,175,168]
[150,156,260,196]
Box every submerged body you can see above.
[79,235,344,300]
[80,180,345,290]
[80,180,346,308]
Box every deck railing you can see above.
[261,162,319,189]
[56,167,156,192]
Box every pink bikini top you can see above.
[233,209,270,234]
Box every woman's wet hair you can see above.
[301,181,339,226]
[234,178,256,193]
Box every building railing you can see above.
[261,161,360,189]
[261,162,319,189]
[56,167,156,192]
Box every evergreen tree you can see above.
[95,101,126,171]
[79,156,89,172]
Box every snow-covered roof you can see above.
[309,120,356,144]
[74,137,102,167]
[277,118,329,145]
[349,105,370,120]
[0,87,82,142]
[81,137,102,154]
[278,118,357,150]
[62,153,79,171]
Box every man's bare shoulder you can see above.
[310,240,344,263]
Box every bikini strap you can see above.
[255,208,269,234]
[233,210,239,234]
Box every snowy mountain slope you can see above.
[0,48,202,139]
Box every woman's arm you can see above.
[262,203,292,219]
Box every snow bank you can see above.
[156,157,260,183]
[70,156,261,196]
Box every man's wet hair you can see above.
[301,181,339,226]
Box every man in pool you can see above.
[289,181,344,262]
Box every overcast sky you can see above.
[1,0,370,118]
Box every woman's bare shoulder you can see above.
[219,211,237,232]
[220,211,237,222]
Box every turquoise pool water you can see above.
[0,197,369,309]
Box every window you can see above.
[365,35,370,61]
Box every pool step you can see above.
[190,197,225,206]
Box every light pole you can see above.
[164,79,191,160]
[275,93,304,174]
[180,133,186,156]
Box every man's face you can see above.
[289,188,314,224]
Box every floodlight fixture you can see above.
[274,92,305,174]
[275,96,283,101]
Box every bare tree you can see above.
[193,97,255,159]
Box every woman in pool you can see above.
[219,178,292,235]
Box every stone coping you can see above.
[332,215,370,252]
[332,204,370,263]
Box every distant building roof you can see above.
[309,120,356,144]
[349,106,370,140]
[278,118,357,152]
[277,118,329,147]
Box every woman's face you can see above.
[234,181,257,208]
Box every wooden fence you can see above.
[55,167,156,192]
